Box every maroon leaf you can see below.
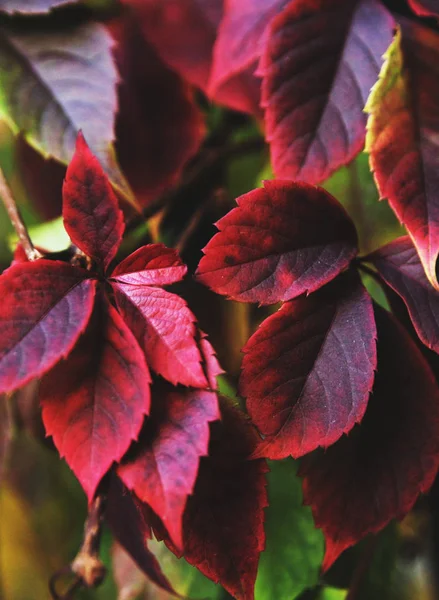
[106,475,177,596]
[118,383,219,550]
[241,271,377,459]
[113,283,207,388]
[209,0,288,97]
[110,14,205,206]
[300,305,439,569]
[368,236,439,353]
[261,0,394,183]
[0,0,77,14]
[408,0,439,17]
[63,132,124,271]
[0,260,95,393]
[40,296,150,501]
[164,399,268,600]
[111,244,187,286]
[197,181,358,305]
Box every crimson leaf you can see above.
[241,271,377,459]
[366,21,439,288]
[118,382,219,550]
[113,284,207,388]
[408,0,439,17]
[0,260,95,393]
[162,399,268,600]
[300,305,439,569]
[40,296,151,501]
[197,181,358,304]
[63,132,124,271]
[368,236,439,353]
[111,244,187,286]
[261,0,394,183]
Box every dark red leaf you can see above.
[111,244,187,286]
[164,399,268,600]
[0,260,95,393]
[368,236,439,353]
[408,0,439,17]
[300,305,439,569]
[63,132,124,271]
[209,0,288,98]
[197,181,358,304]
[366,21,439,288]
[106,475,177,596]
[110,15,205,206]
[261,0,394,183]
[125,0,261,115]
[241,271,377,459]
[118,383,219,550]
[0,0,77,14]
[113,283,207,388]
[40,295,150,501]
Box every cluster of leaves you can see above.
[3,0,439,599]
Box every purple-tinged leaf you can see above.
[241,271,377,459]
[300,305,439,569]
[261,0,394,183]
[119,383,219,550]
[0,260,95,393]
[111,244,187,286]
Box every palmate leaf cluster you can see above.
[1,1,439,599]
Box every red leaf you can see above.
[118,383,219,550]
[209,0,288,98]
[366,21,439,288]
[241,271,377,459]
[164,399,268,600]
[408,0,439,17]
[40,295,150,501]
[111,244,187,286]
[106,475,177,596]
[110,15,205,206]
[63,132,124,271]
[197,329,224,389]
[368,236,439,353]
[113,283,207,388]
[0,260,95,393]
[261,0,394,183]
[300,305,439,569]
[197,181,358,304]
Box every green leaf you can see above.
[320,587,347,600]
[8,216,69,253]
[255,459,324,600]
[0,20,134,205]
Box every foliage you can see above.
[1,1,439,600]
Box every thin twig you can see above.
[125,136,266,234]
[0,167,41,261]
[49,493,107,600]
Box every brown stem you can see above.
[0,167,41,261]
[125,136,266,233]
[49,493,107,600]
[346,536,379,599]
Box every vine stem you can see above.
[0,166,41,261]
[49,493,107,599]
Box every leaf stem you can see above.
[0,167,41,261]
